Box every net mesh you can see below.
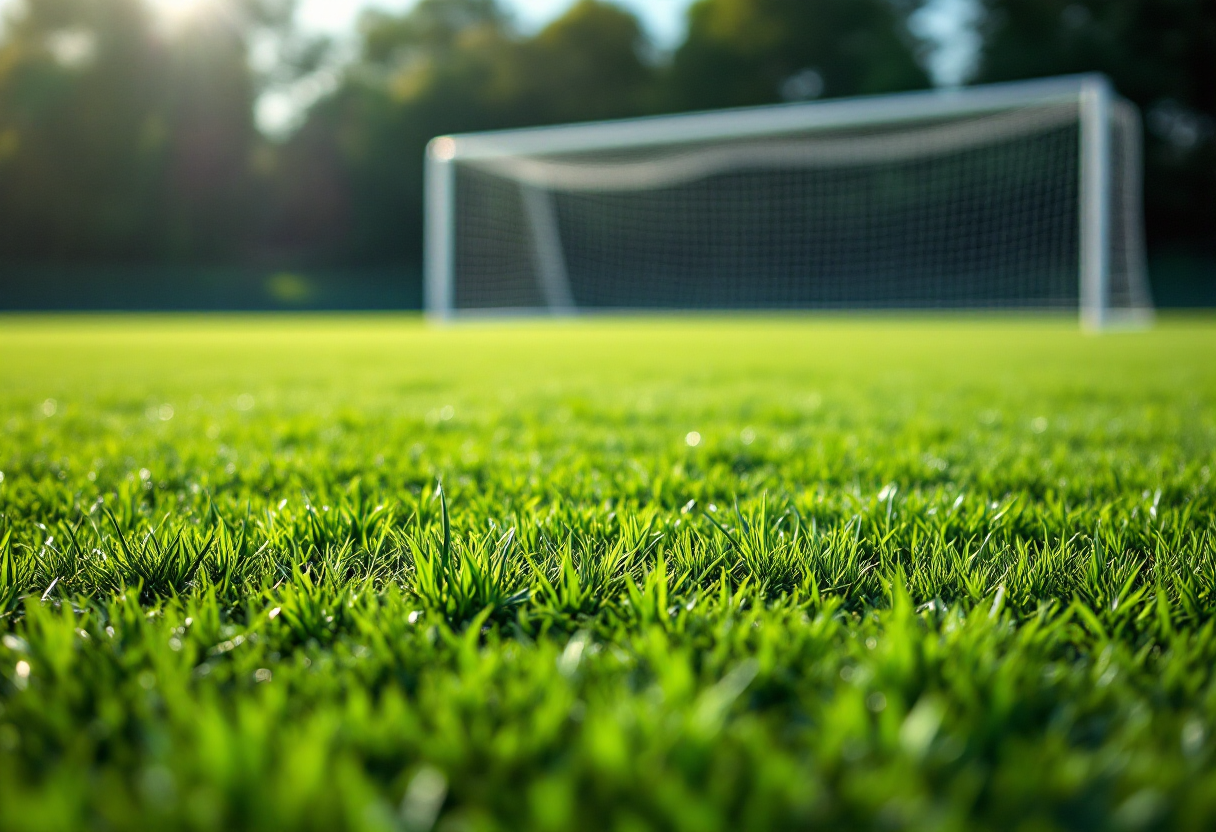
[446,100,1151,315]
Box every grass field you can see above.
[2,315,1215,831]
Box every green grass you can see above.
[1,315,1215,831]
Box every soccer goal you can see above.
[425,74,1152,328]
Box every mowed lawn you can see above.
[1,315,1215,831]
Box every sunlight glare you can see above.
[148,0,216,29]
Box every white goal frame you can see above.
[425,74,1150,329]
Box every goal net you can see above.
[425,75,1152,327]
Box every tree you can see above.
[278,0,660,265]
[0,0,167,260]
[667,0,931,112]
[972,0,1216,253]
[516,0,659,124]
[0,0,293,262]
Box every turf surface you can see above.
[1,315,1215,831]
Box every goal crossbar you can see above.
[437,75,1093,161]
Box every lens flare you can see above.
[148,0,215,29]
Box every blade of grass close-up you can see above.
[1,315,1215,831]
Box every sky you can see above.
[0,0,692,50]
[297,0,696,49]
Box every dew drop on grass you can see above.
[1031,417,1048,434]
[41,399,57,417]
[401,766,448,832]
[740,427,756,445]
[900,697,944,759]
[558,632,590,678]
[139,766,176,806]
[1113,790,1166,830]
[685,431,702,447]
[1182,718,1206,756]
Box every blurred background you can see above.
[0,0,1211,312]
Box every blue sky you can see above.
[297,0,695,48]
[0,0,693,46]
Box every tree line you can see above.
[0,0,1211,288]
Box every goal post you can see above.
[425,74,1152,327]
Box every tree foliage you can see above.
[275,0,663,264]
[0,0,1209,280]
[667,0,930,110]
[972,0,1216,251]
[0,0,294,262]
